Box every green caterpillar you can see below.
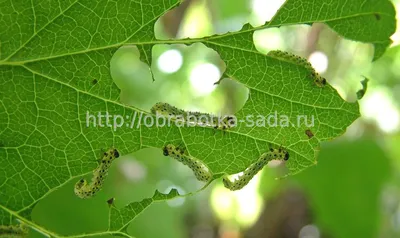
[162,144,212,182]
[0,224,28,237]
[151,102,236,130]
[267,50,327,88]
[223,147,289,191]
[74,148,120,199]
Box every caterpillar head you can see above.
[162,144,186,157]
[269,147,290,161]
[223,115,237,128]
[222,177,232,188]
[112,148,120,159]
[75,179,87,189]
[74,179,88,196]
[162,144,177,156]
[283,151,289,161]
[277,147,290,161]
[321,77,327,86]
[162,146,170,156]
[150,102,164,114]
[314,76,327,87]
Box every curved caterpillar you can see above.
[223,147,289,191]
[309,71,327,88]
[267,50,327,88]
[74,148,120,199]
[268,50,313,69]
[162,144,212,182]
[0,224,28,237]
[151,102,236,130]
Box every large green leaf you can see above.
[295,139,391,238]
[0,0,396,237]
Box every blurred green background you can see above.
[30,0,400,237]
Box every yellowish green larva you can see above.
[310,71,327,88]
[0,224,28,237]
[223,147,289,191]
[74,148,120,199]
[162,144,212,182]
[267,50,327,88]
[151,102,236,130]
[268,50,313,69]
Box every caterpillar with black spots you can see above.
[0,224,28,237]
[74,148,120,199]
[151,102,236,130]
[267,50,327,87]
[162,144,212,182]
[223,147,289,191]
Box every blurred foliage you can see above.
[294,139,391,238]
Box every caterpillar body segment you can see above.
[74,148,120,199]
[268,50,327,87]
[151,102,236,130]
[223,147,289,191]
[162,144,212,182]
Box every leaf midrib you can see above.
[17,53,346,168]
[20,64,336,153]
[1,0,181,63]
[0,10,390,65]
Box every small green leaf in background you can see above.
[295,139,391,238]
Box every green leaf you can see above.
[295,139,391,238]
[268,0,397,60]
[109,189,181,231]
[0,0,396,237]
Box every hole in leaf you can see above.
[110,43,249,116]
